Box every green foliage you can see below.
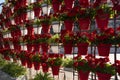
[95,63,115,75]
[63,58,73,68]
[34,72,54,80]
[32,54,41,62]
[1,62,26,77]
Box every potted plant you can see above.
[48,54,63,75]
[32,53,41,70]
[63,58,74,71]
[40,15,51,33]
[32,2,42,18]
[76,8,95,30]
[74,55,93,80]
[94,57,115,80]
[34,72,54,80]
[93,28,115,57]
[51,0,63,13]
[63,0,74,10]
[40,33,51,54]
[95,4,113,29]
[75,32,90,55]
[61,31,74,54]
[18,50,27,66]
[23,35,35,53]
[59,8,77,32]
[41,54,49,73]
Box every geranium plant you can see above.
[39,15,51,25]
[93,28,115,45]
[94,57,115,75]
[32,54,41,62]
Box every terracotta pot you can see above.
[77,43,89,55]
[78,70,90,80]
[64,20,74,32]
[51,66,60,75]
[78,18,91,30]
[97,72,111,80]
[97,44,111,57]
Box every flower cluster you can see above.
[48,54,63,66]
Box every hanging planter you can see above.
[51,66,60,75]
[33,2,42,18]
[78,70,90,80]
[41,3,51,15]
[26,44,33,53]
[97,44,111,57]
[33,62,41,70]
[26,26,34,36]
[95,13,110,29]
[41,24,51,33]
[51,0,62,13]
[20,58,27,66]
[64,20,74,32]
[41,43,50,54]
[97,72,111,80]
[64,0,74,10]
[52,21,62,33]
[41,63,49,73]
[78,18,91,30]
[64,43,73,54]
[78,0,89,8]
[77,43,89,55]
[33,44,41,52]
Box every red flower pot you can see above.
[78,70,90,80]
[77,43,89,55]
[52,1,61,13]
[78,18,91,30]
[27,27,34,36]
[64,44,73,54]
[20,58,27,66]
[95,13,110,29]
[27,44,33,52]
[41,24,51,33]
[97,44,111,57]
[33,62,40,70]
[22,13,27,21]
[41,63,49,73]
[27,60,33,68]
[64,20,74,32]
[97,72,111,80]
[34,44,41,52]
[51,66,60,75]
[79,0,89,8]
[41,43,49,54]
[34,7,41,17]
[64,0,74,10]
